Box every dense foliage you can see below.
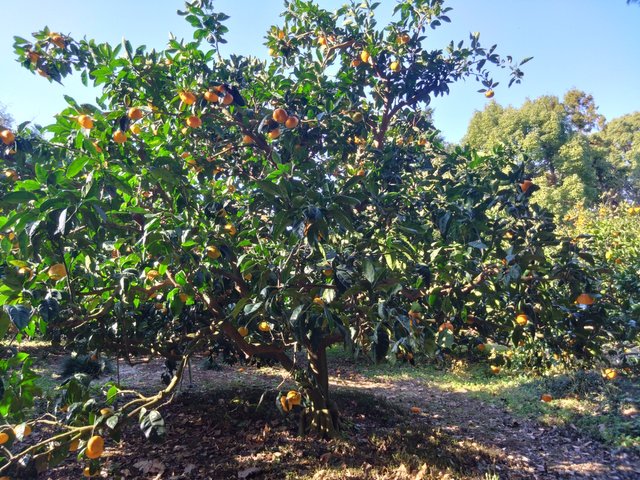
[0,0,630,475]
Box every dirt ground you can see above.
[9,351,640,480]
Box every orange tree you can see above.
[0,0,614,474]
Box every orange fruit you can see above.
[602,368,617,380]
[410,406,421,414]
[317,36,328,47]
[438,321,454,332]
[129,124,141,135]
[224,224,237,236]
[204,90,219,103]
[69,438,80,452]
[516,313,529,327]
[313,297,325,307]
[50,34,65,48]
[206,245,221,260]
[113,130,127,144]
[268,128,281,140]
[48,263,67,281]
[280,395,291,412]
[0,432,9,445]
[397,33,411,45]
[77,115,94,129]
[85,435,104,459]
[477,343,486,352]
[575,293,595,305]
[540,394,553,402]
[146,269,160,281]
[242,135,255,145]
[179,91,197,105]
[520,179,533,193]
[3,168,18,181]
[285,115,300,129]
[485,89,495,98]
[92,141,103,153]
[243,272,252,281]
[83,466,94,477]
[322,268,334,277]
[268,47,278,57]
[350,58,362,67]
[1,129,15,145]
[360,50,371,63]
[127,107,144,120]
[272,108,289,124]
[490,365,501,374]
[222,92,234,105]
[100,407,113,416]
[356,168,366,177]
[17,266,33,280]
[186,116,202,128]
[390,61,401,72]
[286,390,302,406]
[238,326,249,337]
[258,321,271,332]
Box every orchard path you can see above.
[38,352,640,479]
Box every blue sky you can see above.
[1,0,639,143]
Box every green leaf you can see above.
[66,157,89,178]
[0,191,37,205]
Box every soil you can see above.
[8,351,640,479]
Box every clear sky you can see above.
[1,0,639,143]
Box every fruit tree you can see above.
[0,0,614,475]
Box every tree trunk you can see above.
[300,344,340,438]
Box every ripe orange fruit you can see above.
[285,115,300,129]
[206,245,221,260]
[186,116,202,128]
[85,435,104,459]
[83,466,94,477]
[360,50,371,63]
[238,326,249,337]
[69,438,80,452]
[602,368,617,380]
[77,115,94,129]
[317,36,328,47]
[280,395,291,412]
[1,129,15,145]
[258,321,271,332]
[356,168,366,177]
[541,394,553,402]
[204,90,219,103]
[50,34,65,48]
[575,293,595,305]
[0,432,9,445]
[322,268,333,277]
[127,107,144,120]
[520,179,533,193]
[350,58,362,67]
[485,89,495,99]
[516,313,529,327]
[438,321,454,332]
[390,61,401,72]
[313,297,325,307]
[179,91,197,105]
[100,407,114,416]
[272,108,289,124]
[17,266,33,280]
[113,130,127,144]
[286,390,302,406]
[477,343,486,352]
[222,92,234,105]
[224,224,237,236]
[48,263,67,281]
[146,269,160,281]
[242,135,255,145]
[130,124,142,135]
[397,33,411,45]
[490,365,501,374]
[268,128,281,140]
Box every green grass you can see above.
[327,347,640,450]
